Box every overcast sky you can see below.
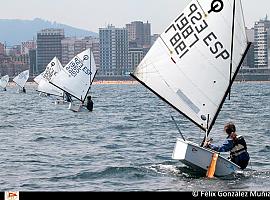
[0,0,269,33]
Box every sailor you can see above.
[204,122,250,170]
[86,95,93,111]
[65,92,72,102]
[22,87,26,93]
[3,87,7,91]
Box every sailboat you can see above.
[49,48,97,112]
[34,57,64,98]
[131,0,251,177]
[0,75,9,91]
[13,69,29,93]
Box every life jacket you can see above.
[230,135,248,158]
[86,99,93,111]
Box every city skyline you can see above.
[0,0,270,34]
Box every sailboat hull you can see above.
[172,138,241,177]
[68,102,91,112]
[55,99,68,105]
[68,102,82,112]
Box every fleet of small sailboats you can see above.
[32,48,97,111]
[50,48,97,112]
[1,0,256,179]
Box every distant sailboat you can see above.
[131,0,251,176]
[13,69,29,93]
[0,75,9,91]
[34,57,64,98]
[50,48,97,112]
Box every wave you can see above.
[0,124,14,128]
[47,166,155,182]
[32,135,72,142]
[259,145,270,153]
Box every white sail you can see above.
[132,0,249,131]
[50,48,97,102]
[13,69,29,88]
[34,73,43,85]
[34,57,64,97]
[77,48,97,85]
[0,75,9,89]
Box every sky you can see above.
[0,0,269,33]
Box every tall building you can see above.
[254,17,270,68]
[126,21,151,48]
[99,25,128,76]
[0,42,5,55]
[61,37,82,65]
[61,37,100,68]
[21,40,36,55]
[7,45,21,56]
[29,49,37,76]
[151,34,160,45]
[143,21,151,47]
[36,29,64,74]
[84,37,100,70]
[243,28,254,68]
[128,41,144,74]
[0,53,29,77]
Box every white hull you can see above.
[17,89,25,93]
[68,102,85,112]
[55,99,68,105]
[172,138,241,177]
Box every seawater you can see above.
[0,82,269,191]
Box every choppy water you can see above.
[0,82,269,191]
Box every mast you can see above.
[83,49,93,103]
[207,42,251,134]
[228,0,236,100]
[203,0,251,143]
[50,48,96,103]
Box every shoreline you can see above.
[7,80,139,86]
[7,80,270,86]
[93,80,138,85]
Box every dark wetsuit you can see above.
[86,98,93,111]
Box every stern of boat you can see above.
[172,138,240,176]
[68,102,83,112]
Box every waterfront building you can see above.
[99,25,129,76]
[21,40,36,55]
[6,45,21,56]
[0,42,5,55]
[61,37,100,68]
[29,49,37,76]
[36,29,64,74]
[243,28,254,68]
[151,34,160,46]
[128,42,144,74]
[254,17,270,69]
[0,53,28,77]
[126,21,151,48]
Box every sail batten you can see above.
[132,0,249,132]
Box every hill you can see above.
[0,18,98,46]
